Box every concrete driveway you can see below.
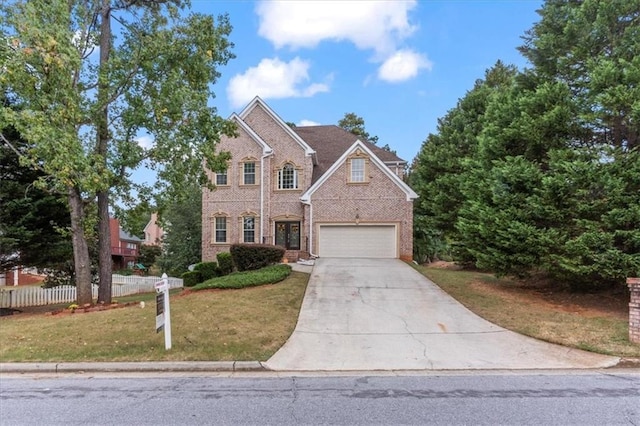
[266,258,619,371]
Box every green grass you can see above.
[414,264,640,358]
[193,264,292,290]
[0,270,309,362]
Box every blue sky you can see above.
[187,0,544,164]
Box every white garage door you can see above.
[318,225,397,258]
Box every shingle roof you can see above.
[119,228,143,242]
[292,125,406,183]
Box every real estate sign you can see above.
[154,274,172,350]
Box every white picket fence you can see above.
[0,275,183,308]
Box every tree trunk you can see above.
[68,186,93,305]
[97,192,112,304]
[96,0,112,304]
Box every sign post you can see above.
[154,273,172,350]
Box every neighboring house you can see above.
[0,266,45,286]
[110,217,142,270]
[143,212,164,246]
[201,97,418,263]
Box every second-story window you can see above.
[278,163,298,189]
[216,170,228,186]
[243,162,256,185]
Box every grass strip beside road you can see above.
[414,265,640,358]
[0,271,308,362]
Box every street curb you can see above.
[0,361,267,374]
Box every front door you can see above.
[275,221,300,250]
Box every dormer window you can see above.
[278,163,298,189]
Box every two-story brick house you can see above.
[202,97,417,262]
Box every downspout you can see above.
[302,199,318,258]
[260,150,273,243]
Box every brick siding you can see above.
[202,100,414,262]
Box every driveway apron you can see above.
[266,258,619,371]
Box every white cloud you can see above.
[136,135,154,149]
[256,0,417,56]
[378,49,432,83]
[297,119,321,127]
[227,57,330,108]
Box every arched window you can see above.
[278,163,298,189]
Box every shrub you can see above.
[217,252,233,276]
[193,261,219,281]
[230,244,285,272]
[194,264,292,290]
[181,271,202,287]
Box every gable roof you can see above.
[239,96,315,157]
[293,125,406,183]
[301,139,418,203]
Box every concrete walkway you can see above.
[266,258,620,371]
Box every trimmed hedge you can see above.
[193,264,292,290]
[217,252,233,276]
[182,271,202,287]
[230,244,285,272]
[193,261,219,281]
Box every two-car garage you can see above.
[317,224,398,258]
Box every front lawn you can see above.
[0,269,308,362]
[414,263,640,358]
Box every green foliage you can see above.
[411,61,518,264]
[181,271,202,287]
[0,119,73,271]
[193,264,291,290]
[519,0,640,150]
[0,0,236,303]
[157,182,202,276]
[230,244,285,272]
[138,245,162,268]
[338,112,379,144]
[216,251,233,276]
[193,261,219,281]
[412,215,449,264]
[411,3,640,290]
[42,266,74,288]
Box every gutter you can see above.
[301,199,318,258]
[260,149,273,243]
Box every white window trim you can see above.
[350,157,367,183]
[240,159,259,186]
[277,162,299,190]
[214,216,228,244]
[211,214,229,244]
[215,170,228,186]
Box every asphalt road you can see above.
[1,370,638,425]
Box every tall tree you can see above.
[1,0,235,304]
[338,112,379,144]
[519,0,640,150]
[157,184,202,276]
[1,123,73,271]
[411,61,517,262]
[411,1,640,287]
